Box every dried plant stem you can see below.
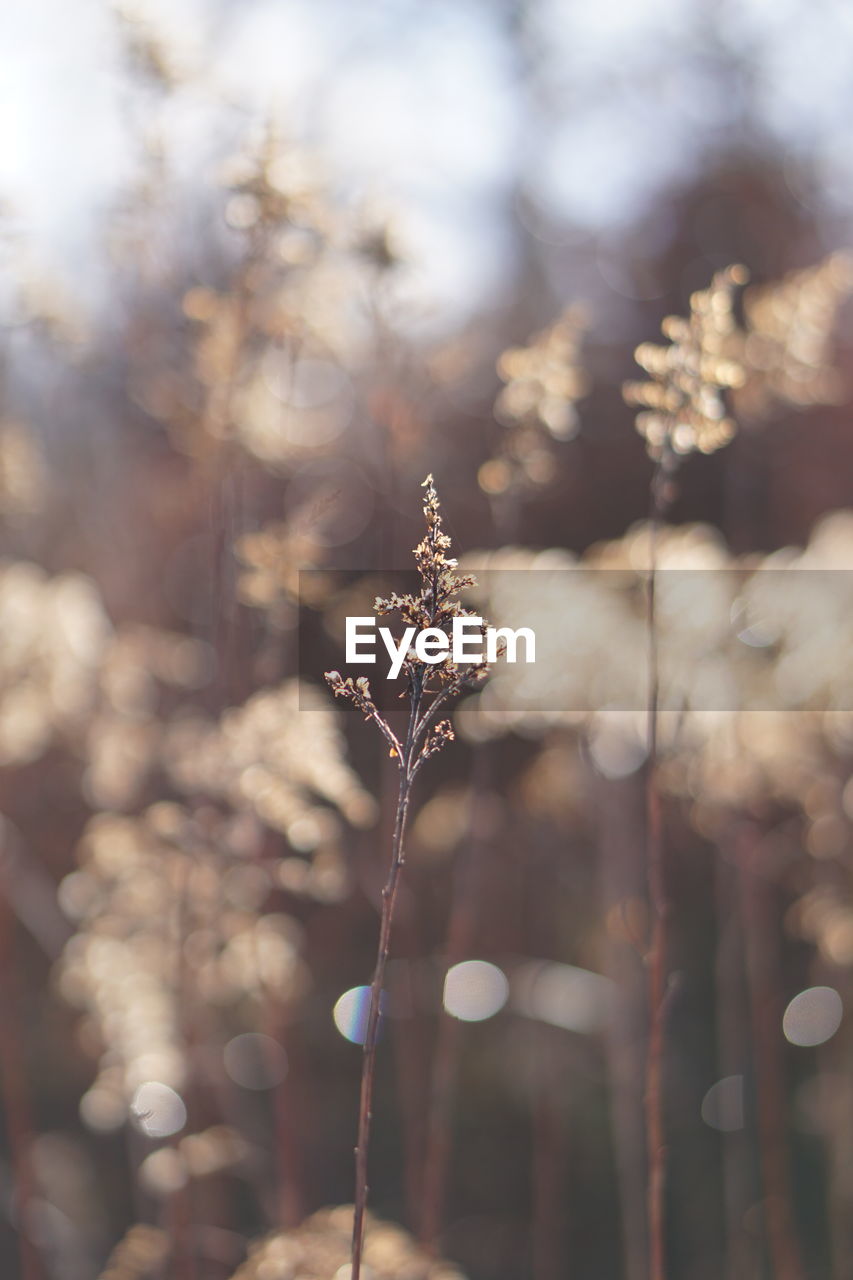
[0,888,42,1280]
[644,765,667,1280]
[644,451,676,1280]
[172,850,200,1280]
[595,769,650,1280]
[737,821,806,1280]
[351,704,419,1280]
[714,850,755,1280]
[329,475,490,1280]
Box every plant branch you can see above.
[644,447,676,1280]
[328,475,492,1280]
[351,726,416,1280]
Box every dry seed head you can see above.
[325,475,490,770]
[624,265,748,459]
[738,251,853,418]
[96,1223,168,1280]
[495,307,588,441]
[58,806,308,1120]
[228,1205,468,1279]
[484,306,588,495]
[0,421,46,520]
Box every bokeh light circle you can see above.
[223,1033,288,1090]
[333,986,388,1045]
[130,1082,187,1139]
[783,986,843,1047]
[701,1075,745,1132]
[443,960,509,1022]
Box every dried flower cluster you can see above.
[57,803,307,1126]
[481,307,588,495]
[163,680,375,900]
[0,558,213,798]
[624,265,748,458]
[326,476,488,771]
[85,624,211,809]
[325,476,490,1280]
[236,517,328,627]
[738,251,853,417]
[0,421,46,520]
[134,130,395,466]
[96,1224,169,1280]
[0,563,111,764]
[228,1205,467,1280]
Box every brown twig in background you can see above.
[595,768,650,1280]
[169,834,201,1280]
[326,475,490,1280]
[736,818,806,1280]
[0,850,43,1280]
[625,265,748,1280]
[714,848,757,1280]
[350,763,414,1279]
[643,448,675,1280]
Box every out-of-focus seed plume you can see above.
[481,306,588,495]
[58,803,308,1127]
[143,128,395,467]
[228,1205,467,1280]
[235,489,342,628]
[737,251,853,418]
[163,681,376,900]
[96,1224,168,1280]
[624,265,748,458]
[0,564,110,765]
[0,422,46,521]
[85,625,212,810]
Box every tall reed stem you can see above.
[0,884,42,1280]
[351,690,420,1280]
[329,474,487,1278]
[737,819,806,1280]
[644,449,676,1280]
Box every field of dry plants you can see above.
[2,3,853,1279]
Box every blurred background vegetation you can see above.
[1,2,853,1278]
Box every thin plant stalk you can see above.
[170,843,200,1280]
[595,767,650,1280]
[625,264,748,1280]
[0,887,42,1280]
[351,703,417,1280]
[644,448,677,1280]
[736,819,806,1280]
[714,847,756,1280]
[327,475,489,1280]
